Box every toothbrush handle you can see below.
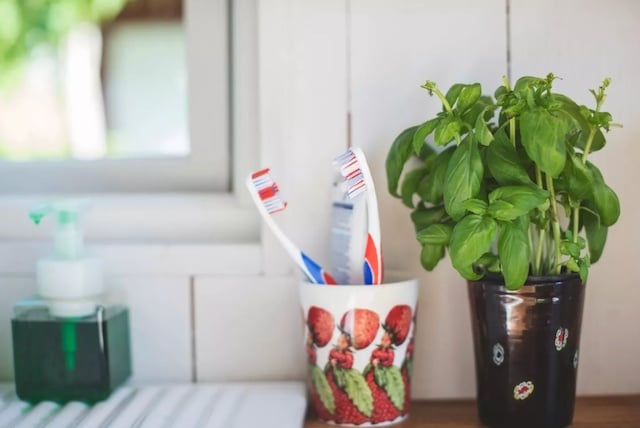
[363,234,382,285]
[301,252,337,285]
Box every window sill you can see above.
[0,193,262,275]
[0,240,262,275]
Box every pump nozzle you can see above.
[30,200,88,260]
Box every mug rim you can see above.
[300,272,417,287]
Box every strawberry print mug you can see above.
[299,276,418,426]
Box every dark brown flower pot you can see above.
[467,274,585,428]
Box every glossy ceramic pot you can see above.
[467,274,585,428]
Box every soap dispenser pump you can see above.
[11,201,132,404]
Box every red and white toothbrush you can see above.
[333,148,383,285]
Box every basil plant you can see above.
[386,74,620,290]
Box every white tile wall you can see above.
[193,276,305,382]
[110,276,192,382]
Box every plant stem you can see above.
[535,229,546,275]
[502,75,517,148]
[573,113,598,244]
[581,128,597,165]
[509,118,516,148]
[433,88,453,114]
[572,206,579,244]
[545,173,563,274]
[533,166,546,273]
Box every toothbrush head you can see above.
[333,148,368,199]
[250,168,288,214]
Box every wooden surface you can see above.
[305,395,640,427]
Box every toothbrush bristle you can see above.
[334,150,367,198]
[251,168,287,214]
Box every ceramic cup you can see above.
[299,276,418,426]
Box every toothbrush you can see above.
[247,168,337,285]
[334,148,383,285]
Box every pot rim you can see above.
[474,272,581,286]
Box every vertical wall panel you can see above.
[193,276,306,381]
[257,0,349,276]
[111,276,192,382]
[511,0,640,395]
[350,0,507,398]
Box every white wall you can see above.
[0,0,638,400]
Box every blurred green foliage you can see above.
[0,0,129,90]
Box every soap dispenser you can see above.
[11,201,132,403]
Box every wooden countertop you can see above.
[305,395,640,427]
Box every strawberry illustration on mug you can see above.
[305,307,335,421]
[325,308,379,425]
[364,305,413,424]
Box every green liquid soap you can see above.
[12,305,131,404]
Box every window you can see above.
[0,0,259,244]
[0,0,236,194]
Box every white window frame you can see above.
[0,0,263,275]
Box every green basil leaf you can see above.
[566,258,580,273]
[486,129,533,185]
[456,83,482,113]
[417,224,453,245]
[563,151,594,201]
[520,109,568,177]
[462,198,488,215]
[445,83,465,107]
[487,200,518,221]
[476,252,500,272]
[462,96,494,125]
[434,116,462,146]
[420,243,445,271]
[400,166,430,208]
[589,129,606,152]
[579,259,589,283]
[585,162,620,227]
[560,241,581,259]
[450,214,498,280]
[386,125,419,197]
[488,185,549,218]
[494,85,508,102]
[443,139,483,221]
[412,118,440,155]
[411,205,447,232]
[554,94,605,152]
[417,146,455,204]
[498,216,530,290]
[582,207,607,263]
[474,108,494,146]
[592,182,620,227]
